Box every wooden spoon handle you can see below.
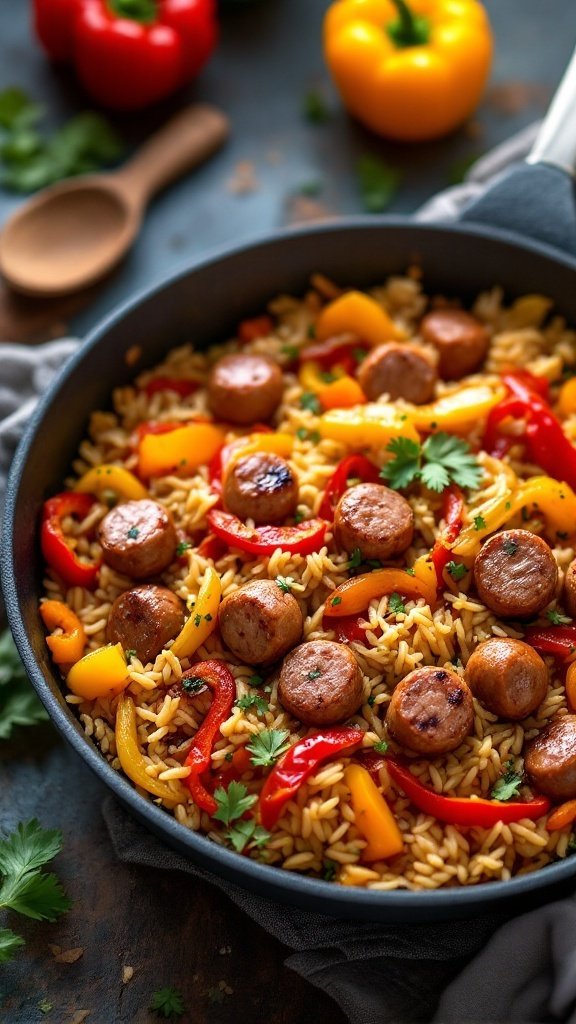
[113,104,230,208]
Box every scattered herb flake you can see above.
[405,567,415,576]
[276,576,293,593]
[367,694,376,707]
[300,391,322,414]
[546,609,572,625]
[331,596,342,606]
[247,729,291,768]
[193,613,202,627]
[473,514,487,531]
[348,547,363,569]
[491,761,523,801]
[357,153,400,213]
[446,561,468,582]
[323,859,337,882]
[373,740,389,754]
[176,540,192,556]
[247,674,263,688]
[502,537,519,556]
[182,676,205,694]
[388,592,406,616]
[125,649,137,661]
[126,526,139,540]
[281,344,299,360]
[150,987,185,1018]
[235,693,269,715]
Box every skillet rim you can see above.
[4,215,576,917]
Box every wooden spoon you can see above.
[0,104,230,298]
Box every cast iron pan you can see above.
[3,55,576,922]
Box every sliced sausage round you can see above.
[219,579,303,665]
[525,715,576,801]
[208,354,283,425]
[98,499,177,579]
[564,557,576,618]
[465,638,548,720]
[420,309,489,380]
[386,666,474,756]
[106,584,185,665]
[474,529,558,619]
[356,342,437,405]
[223,452,298,524]
[334,482,414,561]
[278,639,363,725]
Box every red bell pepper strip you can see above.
[430,485,465,588]
[40,492,101,589]
[299,336,369,377]
[363,755,550,826]
[318,454,380,521]
[142,377,200,398]
[183,661,236,815]
[197,533,228,562]
[207,509,328,556]
[207,747,252,794]
[524,625,576,661]
[259,726,363,829]
[325,614,369,645]
[238,316,274,343]
[34,0,218,111]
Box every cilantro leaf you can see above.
[236,693,269,715]
[0,928,25,963]
[0,820,70,944]
[546,609,572,625]
[150,987,185,1018]
[473,514,487,531]
[0,870,69,921]
[176,540,191,556]
[380,437,421,490]
[420,461,450,493]
[323,859,337,881]
[0,88,42,130]
[247,729,291,768]
[388,592,406,615]
[212,781,257,825]
[357,154,400,213]
[276,575,293,593]
[422,434,482,492]
[491,761,523,801]
[227,818,270,853]
[446,561,468,582]
[373,740,389,754]
[348,547,363,569]
[0,629,48,739]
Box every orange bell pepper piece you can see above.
[320,375,366,410]
[39,599,86,665]
[324,563,436,617]
[345,763,404,861]
[547,800,576,832]
[316,291,403,346]
[138,422,225,479]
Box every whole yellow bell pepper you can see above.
[115,694,186,805]
[345,763,404,861]
[67,642,129,700]
[74,464,148,502]
[324,0,493,142]
[316,291,403,346]
[171,567,221,660]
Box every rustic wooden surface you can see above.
[2,1,575,1021]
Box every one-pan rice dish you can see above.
[38,270,576,889]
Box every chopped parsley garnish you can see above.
[276,575,293,593]
[348,547,363,569]
[380,433,482,493]
[491,761,523,801]
[182,676,206,694]
[150,987,185,1019]
[546,609,572,625]
[300,391,322,414]
[294,509,306,524]
[446,561,468,582]
[367,694,376,707]
[281,344,299,360]
[352,347,367,364]
[176,540,192,556]
[247,729,291,768]
[236,693,269,715]
[319,370,338,384]
[357,153,400,213]
[193,613,202,627]
[373,740,389,754]
[331,596,342,606]
[125,649,137,661]
[247,674,263,688]
[502,537,519,556]
[405,567,415,576]
[322,859,337,882]
[388,592,406,615]
[307,669,322,680]
[126,526,140,539]
[212,781,268,853]
[473,514,487,531]
[302,89,330,123]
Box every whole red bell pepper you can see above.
[259,726,363,829]
[364,755,550,827]
[183,661,236,815]
[33,0,217,111]
[318,454,380,521]
[430,485,465,588]
[207,509,328,556]
[40,492,102,589]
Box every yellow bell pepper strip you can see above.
[299,360,366,411]
[316,290,403,345]
[344,763,404,861]
[319,403,420,449]
[409,384,506,434]
[324,0,492,142]
[138,422,225,479]
[557,378,576,419]
[39,600,85,665]
[66,642,129,700]
[115,694,186,805]
[324,563,437,617]
[74,464,148,502]
[170,567,221,660]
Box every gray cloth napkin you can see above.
[3,121,575,1023]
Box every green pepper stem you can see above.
[387,0,430,47]
[108,0,157,24]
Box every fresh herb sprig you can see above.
[213,782,270,853]
[381,433,482,493]
[491,760,523,801]
[247,729,291,768]
[150,987,185,1019]
[0,629,48,739]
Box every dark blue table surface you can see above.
[2,3,576,1021]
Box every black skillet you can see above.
[3,51,576,923]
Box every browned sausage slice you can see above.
[386,666,473,755]
[525,715,576,800]
[564,558,576,617]
[465,638,548,720]
[474,529,558,619]
[106,584,185,665]
[278,639,363,725]
[420,309,489,380]
[223,452,298,524]
[356,342,437,404]
[219,579,303,665]
[208,354,283,424]
[98,499,178,579]
[334,482,414,561]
